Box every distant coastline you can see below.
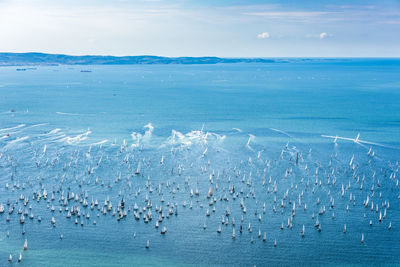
[0,53,398,66]
[0,52,278,66]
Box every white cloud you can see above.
[306,32,332,39]
[257,32,270,39]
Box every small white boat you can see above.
[135,162,141,175]
[161,226,167,234]
[23,239,28,250]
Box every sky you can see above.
[0,0,399,57]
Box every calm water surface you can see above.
[0,60,399,266]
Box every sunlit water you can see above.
[0,60,400,266]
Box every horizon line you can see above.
[1,52,400,59]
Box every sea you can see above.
[0,59,399,266]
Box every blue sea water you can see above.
[0,59,400,266]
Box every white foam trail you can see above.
[0,124,25,132]
[45,134,67,142]
[132,124,227,148]
[246,134,255,151]
[270,128,293,138]
[210,132,226,142]
[321,134,397,149]
[49,129,61,135]
[4,136,30,148]
[4,123,50,136]
[167,130,192,146]
[37,129,63,141]
[143,123,154,140]
[131,123,154,147]
[90,140,108,146]
[131,132,141,147]
[24,123,49,129]
[38,128,62,137]
[56,112,80,116]
[165,129,225,147]
[322,135,359,143]
[232,128,243,132]
[60,129,92,145]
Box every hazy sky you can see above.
[0,0,399,57]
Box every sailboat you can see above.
[135,162,141,175]
[161,226,167,234]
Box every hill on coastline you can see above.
[0,52,277,66]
